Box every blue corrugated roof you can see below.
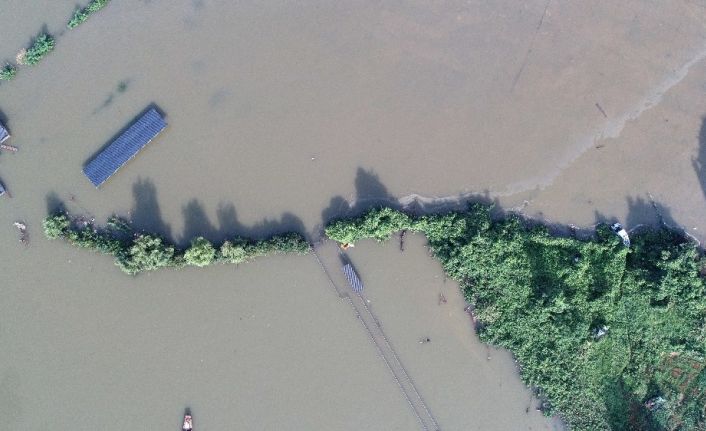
[83,108,167,187]
[0,123,9,144]
[342,263,364,293]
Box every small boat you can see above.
[182,413,193,431]
[0,180,5,197]
[610,222,630,247]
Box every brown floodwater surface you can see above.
[2,0,706,429]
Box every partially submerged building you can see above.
[0,121,10,144]
[342,263,364,293]
[83,108,167,187]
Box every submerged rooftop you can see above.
[83,108,167,187]
[0,122,9,144]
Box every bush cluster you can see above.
[43,212,310,275]
[24,34,55,66]
[0,64,17,80]
[68,0,111,29]
[326,204,706,430]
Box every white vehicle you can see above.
[610,223,630,247]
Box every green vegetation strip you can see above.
[325,206,706,431]
[43,212,310,275]
[45,204,705,429]
[68,0,111,29]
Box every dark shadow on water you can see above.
[691,117,706,203]
[625,195,677,231]
[592,210,618,227]
[130,178,172,240]
[46,191,66,214]
[354,167,396,206]
[590,194,684,239]
[92,79,132,115]
[321,167,401,225]
[182,199,214,242]
[320,167,498,238]
[179,199,306,247]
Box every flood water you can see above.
[2,0,706,429]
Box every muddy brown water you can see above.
[2,0,706,429]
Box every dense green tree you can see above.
[42,213,71,239]
[115,234,175,275]
[184,237,216,267]
[219,239,248,264]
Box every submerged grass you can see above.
[68,0,111,29]
[43,211,310,275]
[326,205,706,431]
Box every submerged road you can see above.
[312,242,441,431]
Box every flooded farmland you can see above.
[2,0,706,429]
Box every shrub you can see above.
[0,64,17,80]
[264,233,310,254]
[219,239,248,264]
[24,34,55,66]
[184,237,216,267]
[116,234,175,275]
[43,213,71,239]
[68,0,111,28]
[325,207,413,244]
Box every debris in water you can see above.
[13,221,28,245]
[0,144,18,152]
[438,293,447,305]
[595,102,608,118]
[399,229,407,251]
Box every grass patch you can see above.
[24,33,55,66]
[43,211,310,275]
[68,0,111,29]
[326,205,706,430]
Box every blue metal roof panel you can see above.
[342,263,364,293]
[0,123,9,144]
[83,108,167,187]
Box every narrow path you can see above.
[311,243,441,431]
